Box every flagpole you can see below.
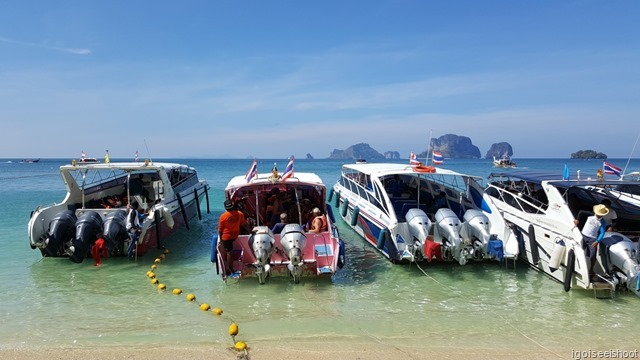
[425,130,433,166]
[622,132,640,178]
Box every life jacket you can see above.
[312,215,328,232]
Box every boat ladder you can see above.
[592,275,615,299]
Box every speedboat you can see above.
[485,170,640,297]
[493,156,516,168]
[212,164,345,284]
[28,160,210,262]
[331,163,518,265]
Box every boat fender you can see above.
[154,209,162,249]
[548,238,566,273]
[528,224,540,265]
[564,249,575,292]
[337,239,346,269]
[328,188,334,203]
[377,228,389,250]
[194,188,202,221]
[176,192,189,230]
[211,234,219,263]
[341,198,349,218]
[334,190,340,208]
[350,206,359,226]
[326,204,336,224]
[162,206,174,229]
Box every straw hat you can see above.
[593,204,609,217]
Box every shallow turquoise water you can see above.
[1,158,639,354]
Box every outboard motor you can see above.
[405,208,431,260]
[103,210,128,255]
[434,208,469,265]
[280,224,307,266]
[280,224,307,283]
[461,209,492,260]
[248,226,275,284]
[69,211,103,263]
[37,210,77,257]
[603,233,640,296]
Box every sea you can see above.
[1,158,639,356]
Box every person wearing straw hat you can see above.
[581,204,609,275]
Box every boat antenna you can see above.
[621,131,640,179]
[144,139,153,164]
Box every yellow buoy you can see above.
[154,258,161,264]
[163,249,170,255]
[228,323,239,337]
[151,278,159,285]
[172,288,182,295]
[159,254,166,260]
[147,271,156,278]
[212,307,223,316]
[151,264,157,270]
[200,303,211,311]
[158,283,166,290]
[186,293,196,302]
[234,341,247,351]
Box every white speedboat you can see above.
[486,170,640,296]
[28,160,210,262]
[212,164,345,284]
[493,155,516,168]
[331,163,518,265]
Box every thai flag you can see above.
[135,150,139,162]
[603,161,622,177]
[245,159,258,182]
[432,151,444,165]
[81,151,86,163]
[281,156,294,182]
[409,152,420,167]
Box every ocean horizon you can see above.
[1,158,638,356]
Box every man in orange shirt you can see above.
[218,200,248,275]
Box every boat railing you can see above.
[487,185,547,215]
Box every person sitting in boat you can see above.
[582,204,608,276]
[271,213,289,235]
[388,175,405,198]
[308,207,328,233]
[128,174,149,201]
[428,191,448,214]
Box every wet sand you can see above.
[0,341,569,360]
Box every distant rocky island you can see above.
[570,150,608,159]
[326,135,514,161]
[318,139,609,161]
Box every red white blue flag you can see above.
[245,159,258,182]
[409,152,420,167]
[281,156,294,182]
[81,151,86,163]
[432,151,444,165]
[135,150,139,162]
[603,161,622,177]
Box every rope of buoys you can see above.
[412,261,562,358]
[144,247,250,357]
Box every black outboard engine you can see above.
[103,210,128,255]
[69,211,103,263]
[38,210,77,257]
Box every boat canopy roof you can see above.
[60,162,193,172]
[342,163,482,180]
[226,172,324,191]
[488,170,639,188]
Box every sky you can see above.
[1,1,639,160]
